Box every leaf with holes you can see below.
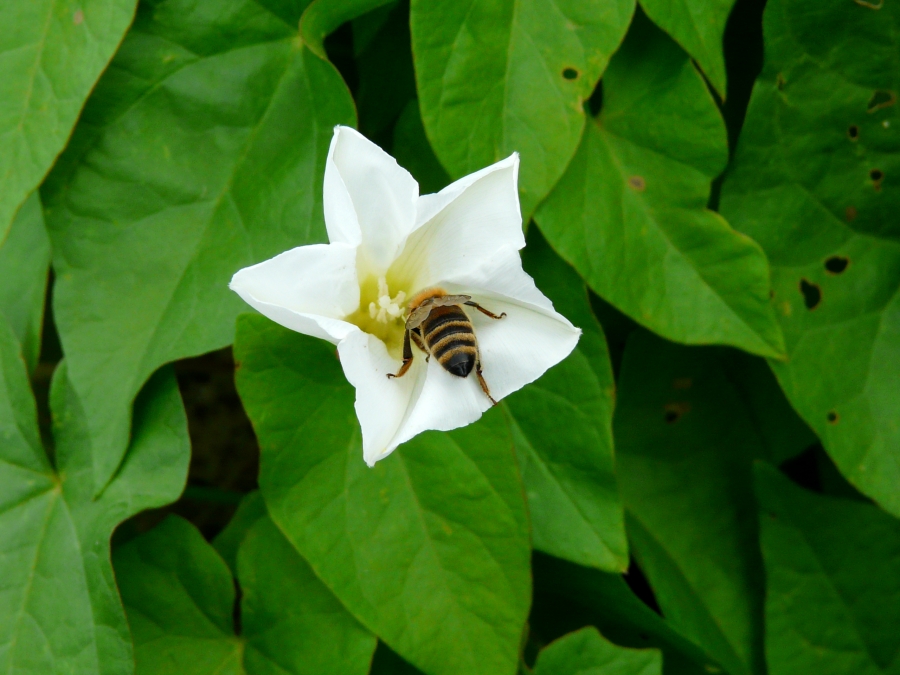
[506,228,626,572]
[41,0,357,494]
[114,514,377,675]
[0,0,137,245]
[638,0,736,97]
[234,314,531,675]
[614,331,774,675]
[534,627,661,675]
[411,0,635,220]
[0,192,49,374]
[719,0,900,516]
[535,15,785,359]
[0,319,189,675]
[755,463,900,675]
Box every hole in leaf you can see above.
[848,125,859,140]
[827,410,839,424]
[628,175,646,191]
[663,402,690,423]
[825,256,849,274]
[870,168,884,191]
[867,90,895,112]
[562,67,579,80]
[799,279,821,310]
[846,206,858,222]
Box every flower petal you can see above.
[324,126,419,274]
[387,360,491,453]
[230,243,359,344]
[337,329,425,466]
[392,153,523,290]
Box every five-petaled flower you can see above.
[230,126,580,466]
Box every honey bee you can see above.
[386,288,506,404]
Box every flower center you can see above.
[346,275,410,358]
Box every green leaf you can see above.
[532,554,725,675]
[535,14,785,359]
[392,100,451,196]
[719,0,900,516]
[411,0,635,220]
[0,192,49,373]
[212,490,268,575]
[116,514,377,675]
[534,627,661,675]
[41,0,357,494]
[754,463,900,675]
[638,0,735,96]
[0,0,136,244]
[614,331,769,675]
[0,319,189,675]
[234,314,531,675]
[506,228,626,571]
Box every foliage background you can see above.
[0,0,898,674]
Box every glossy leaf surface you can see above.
[0,321,189,675]
[0,0,136,243]
[719,0,900,515]
[536,15,784,359]
[234,314,531,675]
[42,0,356,493]
[0,192,49,373]
[507,229,626,571]
[755,464,900,675]
[534,627,661,675]
[411,0,635,219]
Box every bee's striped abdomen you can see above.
[422,305,477,377]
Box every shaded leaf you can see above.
[536,15,784,359]
[212,490,267,575]
[719,0,900,516]
[0,0,136,243]
[639,0,736,96]
[411,0,635,219]
[234,314,531,675]
[392,99,451,195]
[0,192,49,373]
[755,463,900,675]
[115,514,376,675]
[614,331,768,675]
[41,0,357,494]
[507,228,626,571]
[0,319,189,675]
[533,627,661,675]
[532,554,724,675]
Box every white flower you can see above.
[230,126,580,466]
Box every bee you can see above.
[386,288,506,404]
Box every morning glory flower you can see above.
[230,126,580,466]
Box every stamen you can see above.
[370,277,408,324]
[369,302,378,319]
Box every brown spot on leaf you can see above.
[870,168,884,191]
[868,90,896,112]
[799,279,821,310]
[827,410,839,424]
[825,256,849,274]
[672,377,692,390]
[848,125,860,141]
[562,67,579,81]
[776,73,785,90]
[854,0,883,8]
[73,9,84,24]
[664,402,691,423]
[628,175,646,191]
[845,206,858,222]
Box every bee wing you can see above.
[406,304,433,329]
[431,294,471,307]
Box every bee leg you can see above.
[410,330,430,362]
[465,301,506,320]
[475,363,498,406]
[387,329,414,379]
